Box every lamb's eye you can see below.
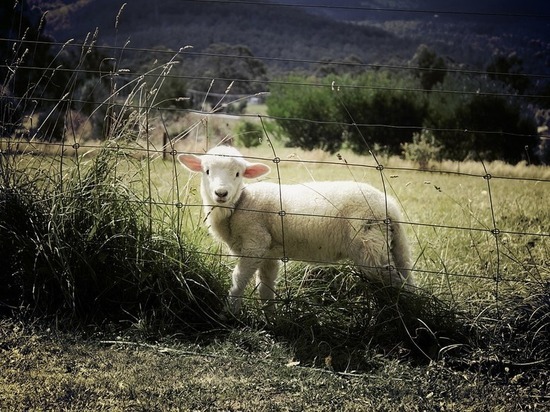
[206,169,210,175]
[236,172,240,177]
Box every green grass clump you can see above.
[236,265,463,370]
[0,148,225,333]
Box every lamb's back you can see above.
[240,181,391,219]
[231,181,394,261]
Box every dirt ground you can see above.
[1,319,548,411]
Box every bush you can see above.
[340,73,427,155]
[426,74,538,163]
[267,75,344,153]
[0,148,225,331]
[235,120,263,148]
[401,129,442,169]
[267,72,426,155]
[412,44,447,91]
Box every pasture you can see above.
[1,126,549,409]
[2,1,549,407]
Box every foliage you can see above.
[268,72,426,155]
[0,149,225,330]
[0,0,53,136]
[314,55,366,77]
[268,70,538,162]
[0,5,119,142]
[267,75,344,153]
[412,44,447,91]
[235,120,263,148]
[487,53,531,94]
[426,74,538,163]
[401,129,442,169]
[339,72,427,155]
[188,43,268,95]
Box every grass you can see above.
[2,134,548,409]
[0,145,227,333]
[1,47,549,408]
[1,318,548,411]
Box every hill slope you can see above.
[29,0,550,81]
[33,0,416,69]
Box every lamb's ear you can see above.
[178,154,203,172]
[243,162,271,179]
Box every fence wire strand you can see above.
[1,29,549,315]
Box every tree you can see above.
[267,76,344,153]
[401,129,441,170]
[315,55,365,77]
[412,45,447,91]
[235,121,263,148]
[339,72,426,155]
[426,75,537,163]
[486,53,531,95]
[190,43,267,96]
[267,72,426,155]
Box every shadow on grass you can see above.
[229,267,468,371]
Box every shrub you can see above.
[267,72,426,155]
[340,76,426,155]
[412,44,447,91]
[426,74,538,163]
[401,129,442,169]
[235,120,263,148]
[267,75,344,153]
[0,148,225,331]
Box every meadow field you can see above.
[2,1,549,407]
[1,117,549,409]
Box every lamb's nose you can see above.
[215,189,228,198]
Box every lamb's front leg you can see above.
[227,257,263,315]
[256,258,280,315]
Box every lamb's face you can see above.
[200,155,247,205]
[178,147,271,207]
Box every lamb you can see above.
[179,145,415,315]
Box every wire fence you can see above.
[1,5,550,315]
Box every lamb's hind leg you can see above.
[256,258,279,314]
[351,229,407,290]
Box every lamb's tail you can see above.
[391,220,415,290]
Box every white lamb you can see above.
[179,145,415,315]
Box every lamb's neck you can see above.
[203,187,246,244]
[205,205,233,243]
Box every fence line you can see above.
[2,31,549,312]
[3,136,547,284]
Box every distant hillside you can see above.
[32,0,416,69]
[272,0,550,23]
[29,0,550,82]
[274,0,550,77]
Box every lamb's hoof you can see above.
[261,303,277,322]
[218,297,241,322]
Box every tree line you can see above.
[2,0,547,164]
[266,51,543,164]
